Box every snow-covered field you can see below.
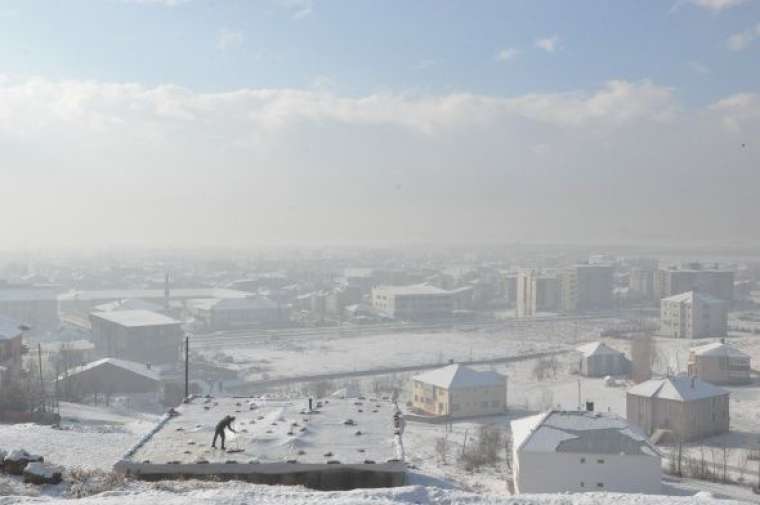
[0,402,159,471]
[198,318,620,382]
[0,480,753,505]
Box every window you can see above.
[580,482,585,488]
[597,459,605,464]
[580,457,586,463]
[597,483,604,488]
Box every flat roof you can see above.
[128,396,402,466]
[373,284,449,296]
[59,288,250,302]
[90,310,181,327]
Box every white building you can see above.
[576,342,631,377]
[660,291,728,339]
[372,284,453,321]
[411,364,506,417]
[511,410,661,495]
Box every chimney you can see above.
[585,401,594,412]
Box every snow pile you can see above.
[0,481,752,505]
[3,450,44,475]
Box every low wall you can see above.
[114,461,406,490]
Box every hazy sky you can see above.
[0,0,759,248]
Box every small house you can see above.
[411,364,506,417]
[688,341,751,385]
[576,342,630,377]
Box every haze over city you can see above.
[1,0,759,248]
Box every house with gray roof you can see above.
[410,364,506,417]
[626,375,729,442]
[576,342,630,377]
[688,341,751,385]
[511,410,661,494]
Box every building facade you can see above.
[626,376,729,442]
[560,265,614,314]
[654,264,734,302]
[89,310,183,364]
[576,342,631,377]
[660,291,728,339]
[688,342,751,385]
[411,364,506,417]
[512,411,661,495]
[372,285,453,321]
[516,271,560,318]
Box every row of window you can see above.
[579,457,605,464]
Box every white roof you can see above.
[188,296,277,312]
[662,290,724,305]
[512,410,658,457]
[40,339,95,353]
[576,342,623,357]
[59,288,250,302]
[374,284,450,296]
[0,315,23,341]
[412,364,504,390]
[627,375,728,401]
[60,357,160,382]
[89,310,181,327]
[93,298,165,313]
[691,342,749,359]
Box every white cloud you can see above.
[726,27,757,50]
[0,76,758,247]
[275,0,313,19]
[689,0,748,10]
[495,48,520,62]
[535,35,560,53]
[217,28,244,51]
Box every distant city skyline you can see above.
[1,0,759,249]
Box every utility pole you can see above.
[577,378,581,410]
[184,335,189,399]
[37,343,45,413]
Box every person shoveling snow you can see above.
[211,415,237,450]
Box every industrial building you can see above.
[371,284,453,321]
[511,410,661,495]
[660,291,728,339]
[89,310,184,364]
[576,342,631,377]
[0,283,59,334]
[410,364,507,417]
[688,341,751,385]
[560,264,614,314]
[626,375,730,442]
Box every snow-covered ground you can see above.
[0,402,159,471]
[0,480,753,505]
[198,318,620,382]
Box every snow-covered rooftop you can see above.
[627,375,728,402]
[373,284,450,296]
[89,309,181,327]
[576,342,623,358]
[60,358,160,382]
[0,315,23,341]
[187,296,277,312]
[412,364,505,390]
[127,396,403,466]
[59,288,250,302]
[661,291,725,305]
[691,342,749,359]
[511,410,659,457]
[93,298,166,313]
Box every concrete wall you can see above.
[514,451,661,495]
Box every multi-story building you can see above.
[654,264,734,302]
[371,284,453,321]
[0,316,26,384]
[629,268,656,301]
[89,310,183,364]
[560,265,614,314]
[660,291,727,339]
[516,271,560,317]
